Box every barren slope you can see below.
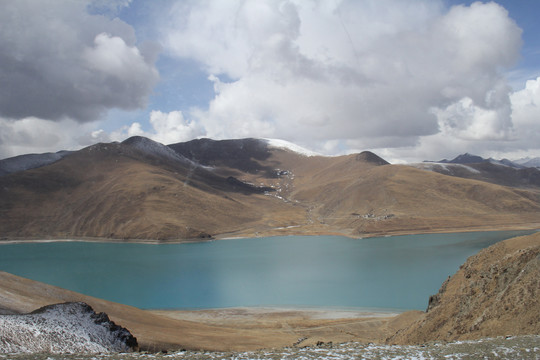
[0,139,304,240]
[389,231,540,344]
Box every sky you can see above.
[0,0,539,163]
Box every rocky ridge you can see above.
[0,302,138,354]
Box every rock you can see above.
[0,302,138,354]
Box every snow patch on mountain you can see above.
[264,139,320,157]
[409,162,481,174]
[0,302,137,354]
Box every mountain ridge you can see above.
[0,137,538,241]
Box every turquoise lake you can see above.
[0,230,535,311]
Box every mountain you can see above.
[433,153,533,168]
[515,157,540,168]
[0,150,72,176]
[437,153,486,164]
[0,137,539,241]
[416,153,540,189]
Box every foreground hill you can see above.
[390,231,540,344]
[0,302,137,354]
[0,137,539,241]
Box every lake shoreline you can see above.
[1,222,538,245]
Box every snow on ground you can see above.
[0,302,136,355]
[264,139,321,157]
[408,162,481,174]
[2,335,538,359]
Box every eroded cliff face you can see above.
[390,232,540,344]
[0,302,138,354]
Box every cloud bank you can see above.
[1,0,539,163]
[160,0,530,159]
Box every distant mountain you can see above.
[515,157,540,168]
[0,150,72,176]
[432,153,540,169]
[0,137,538,241]
[416,153,540,189]
[437,153,486,164]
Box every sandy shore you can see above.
[149,306,420,349]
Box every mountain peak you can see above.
[448,153,485,164]
[355,151,389,165]
[122,136,190,164]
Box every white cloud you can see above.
[88,0,133,14]
[0,117,97,159]
[148,110,205,144]
[162,0,524,158]
[107,110,205,145]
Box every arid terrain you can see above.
[0,137,539,241]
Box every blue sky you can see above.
[1,0,539,163]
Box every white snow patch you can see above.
[0,302,136,354]
[264,139,320,157]
[408,162,481,174]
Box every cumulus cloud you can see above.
[107,110,205,145]
[162,0,523,156]
[0,0,159,123]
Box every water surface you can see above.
[0,230,534,310]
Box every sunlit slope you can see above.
[0,137,538,240]
[291,163,540,236]
[0,140,304,240]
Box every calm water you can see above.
[0,231,534,311]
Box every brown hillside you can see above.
[0,137,539,241]
[389,231,540,344]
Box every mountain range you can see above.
[430,152,540,169]
[0,137,539,241]
[414,153,540,189]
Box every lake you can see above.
[0,230,535,311]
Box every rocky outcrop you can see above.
[390,231,540,344]
[0,302,138,354]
